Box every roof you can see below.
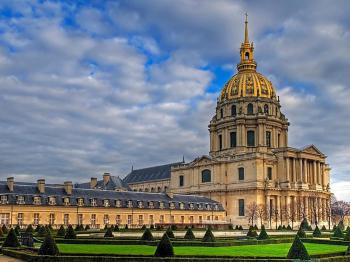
[0,181,224,211]
[123,162,183,184]
[75,176,131,191]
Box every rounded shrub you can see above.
[2,228,20,248]
[104,227,114,238]
[287,235,310,260]
[297,227,306,238]
[333,226,344,238]
[38,232,59,256]
[184,227,195,240]
[202,227,215,242]
[312,225,322,237]
[257,225,269,240]
[64,225,76,239]
[56,225,66,237]
[166,227,175,239]
[141,228,154,241]
[154,233,174,257]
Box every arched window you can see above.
[231,105,236,116]
[151,187,155,192]
[247,103,254,115]
[201,169,211,183]
[245,52,249,60]
[264,104,269,114]
[220,108,224,118]
[247,130,255,147]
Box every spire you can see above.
[244,13,249,44]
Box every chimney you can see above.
[103,172,111,185]
[90,177,97,189]
[37,179,45,194]
[64,181,73,195]
[7,177,14,192]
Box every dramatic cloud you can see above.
[0,0,349,200]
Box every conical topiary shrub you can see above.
[300,218,309,230]
[37,225,48,237]
[277,225,283,231]
[184,227,195,240]
[2,228,20,248]
[104,227,114,238]
[297,227,306,238]
[257,225,269,240]
[247,226,258,237]
[344,229,350,241]
[64,225,76,239]
[35,225,41,232]
[321,225,327,231]
[333,226,344,238]
[38,232,59,256]
[84,225,90,231]
[313,225,322,237]
[154,233,174,257]
[14,225,20,236]
[141,228,154,241]
[338,221,345,231]
[332,224,337,231]
[238,225,243,230]
[202,227,215,242]
[166,227,175,239]
[2,224,8,234]
[287,225,292,231]
[25,224,34,233]
[228,224,234,230]
[287,235,310,260]
[114,225,120,232]
[56,225,65,237]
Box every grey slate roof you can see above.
[75,176,131,191]
[123,162,183,184]
[0,181,224,211]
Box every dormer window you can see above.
[0,195,8,204]
[33,196,41,205]
[148,201,154,208]
[127,200,133,208]
[214,204,219,211]
[77,198,84,206]
[90,198,97,207]
[170,202,175,209]
[116,200,122,207]
[206,204,211,210]
[63,197,70,206]
[179,202,185,210]
[48,196,56,205]
[138,201,143,208]
[159,201,164,209]
[197,203,203,210]
[17,195,25,205]
[189,203,194,210]
[103,199,110,207]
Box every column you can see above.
[292,158,296,183]
[286,157,290,181]
[299,159,303,183]
[277,195,281,226]
[286,196,291,224]
[317,161,321,185]
[304,160,308,183]
[313,161,317,186]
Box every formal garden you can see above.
[1,220,350,261]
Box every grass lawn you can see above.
[58,243,347,257]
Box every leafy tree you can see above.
[333,226,344,238]
[141,228,154,241]
[202,227,215,242]
[297,227,306,238]
[257,225,269,240]
[2,224,8,234]
[104,227,114,238]
[56,225,66,237]
[312,225,322,237]
[184,227,195,240]
[287,235,310,260]
[38,232,59,256]
[154,233,174,257]
[64,225,76,239]
[165,227,175,239]
[247,226,258,237]
[2,228,20,247]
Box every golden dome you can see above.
[220,14,276,101]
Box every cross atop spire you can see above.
[244,12,249,44]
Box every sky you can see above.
[0,0,350,199]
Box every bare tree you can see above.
[287,202,297,229]
[256,204,266,228]
[246,202,258,227]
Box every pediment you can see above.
[300,145,325,156]
[189,155,215,167]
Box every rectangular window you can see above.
[230,132,237,148]
[33,196,41,205]
[199,216,202,224]
[17,196,25,204]
[127,215,132,225]
[238,167,245,181]
[33,213,40,225]
[64,214,69,226]
[278,134,281,147]
[116,215,121,225]
[0,195,8,204]
[170,215,175,223]
[78,198,84,206]
[159,215,164,224]
[0,213,10,225]
[49,213,55,225]
[179,175,184,187]
[17,213,24,225]
[267,167,272,180]
[91,198,97,207]
[238,199,245,216]
[149,215,154,225]
[104,214,109,225]
[48,196,56,205]
[78,214,83,225]
[247,130,255,147]
[138,215,143,226]
[218,134,223,150]
[189,216,194,224]
[91,214,96,227]
[207,215,210,221]
[181,216,185,224]
[266,131,271,147]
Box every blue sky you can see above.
[0,0,350,199]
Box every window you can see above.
[179,202,185,210]
[264,104,269,114]
[170,215,175,223]
[218,134,223,150]
[0,195,8,204]
[247,103,254,115]
[238,199,245,216]
[181,216,185,223]
[238,167,245,180]
[64,214,69,226]
[116,200,122,207]
[159,215,164,224]
[33,196,41,205]
[49,213,55,225]
[104,214,109,225]
[159,202,164,209]
[149,215,154,225]
[91,214,96,227]
[206,204,211,210]
[90,198,97,207]
[169,202,175,209]
[148,201,154,208]
[230,132,237,148]
[48,196,56,205]
[267,167,272,180]
[245,52,249,60]
[116,215,121,225]
[215,216,218,221]
[247,130,255,147]
[138,215,143,225]
[127,215,132,225]
[214,204,219,211]
[151,187,155,192]
[17,196,25,204]
[17,213,24,225]
[220,108,224,119]
[189,203,194,210]
[179,175,184,187]
[63,197,70,206]
[33,213,40,225]
[127,200,133,208]
[278,134,281,147]
[198,203,203,210]
[266,131,271,147]
[201,169,211,183]
[199,216,202,224]
[0,213,10,225]
[231,105,237,116]
[207,215,210,220]
[103,199,110,207]
[157,187,161,192]
[77,198,84,206]
[78,214,83,225]
[138,201,143,208]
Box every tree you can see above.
[2,228,20,248]
[154,233,174,257]
[38,232,59,256]
[287,235,310,260]
[300,218,309,231]
[256,204,266,228]
[64,225,76,239]
[297,227,306,238]
[104,227,114,238]
[202,227,215,242]
[312,225,322,237]
[165,227,175,239]
[246,202,258,227]
[184,227,195,240]
[141,228,154,241]
[257,225,269,240]
[287,202,297,230]
[344,229,350,241]
[333,226,344,238]
[56,225,65,237]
